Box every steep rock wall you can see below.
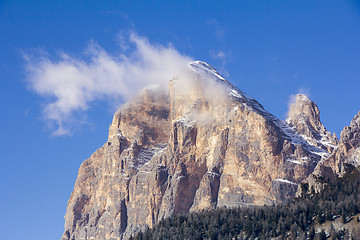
[62,62,329,240]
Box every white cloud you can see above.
[23,33,193,136]
[209,49,232,77]
[210,50,226,60]
[207,19,225,41]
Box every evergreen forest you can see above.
[132,165,360,239]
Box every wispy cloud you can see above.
[206,20,232,76]
[207,19,225,41]
[210,50,226,60]
[23,33,192,136]
[209,49,232,77]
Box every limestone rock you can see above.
[62,61,333,240]
[287,94,339,153]
[313,112,360,179]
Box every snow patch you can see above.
[189,61,226,82]
[189,60,329,164]
[206,171,221,176]
[274,179,298,185]
[188,61,264,112]
[134,146,166,169]
[174,117,193,127]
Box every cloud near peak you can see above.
[24,33,193,136]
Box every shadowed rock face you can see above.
[62,62,335,240]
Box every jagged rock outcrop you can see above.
[286,94,339,153]
[62,61,335,240]
[313,112,360,179]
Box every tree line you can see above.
[132,165,360,239]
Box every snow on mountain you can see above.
[188,61,332,160]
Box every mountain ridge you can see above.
[61,61,358,240]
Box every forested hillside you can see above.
[132,165,360,239]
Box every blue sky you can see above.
[1,1,360,239]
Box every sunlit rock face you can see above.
[286,94,339,153]
[62,61,335,240]
[313,112,360,181]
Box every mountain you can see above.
[132,173,360,239]
[61,61,349,240]
[313,111,360,179]
[286,94,338,153]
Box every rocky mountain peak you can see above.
[334,112,360,171]
[340,111,360,146]
[287,94,321,133]
[312,111,360,180]
[287,94,338,153]
[62,62,341,240]
[188,61,228,83]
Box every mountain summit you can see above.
[62,62,345,240]
[287,94,339,153]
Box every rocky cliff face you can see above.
[313,112,360,180]
[62,61,339,240]
[286,94,339,153]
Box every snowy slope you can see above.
[188,61,330,160]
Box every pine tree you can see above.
[319,229,327,240]
[309,226,315,240]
